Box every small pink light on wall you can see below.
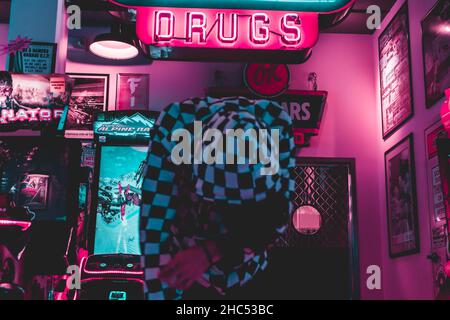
[441,88,450,134]
[445,261,450,278]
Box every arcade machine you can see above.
[0,73,82,300]
[77,110,158,300]
[0,188,33,300]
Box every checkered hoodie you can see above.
[140,96,295,300]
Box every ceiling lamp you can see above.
[89,24,139,60]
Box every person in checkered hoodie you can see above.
[140,96,295,300]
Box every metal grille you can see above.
[283,164,350,248]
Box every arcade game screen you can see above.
[93,146,148,255]
[0,137,79,221]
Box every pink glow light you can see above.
[89,40,139,60]
[81,277,145,284]
[134,7,319,50]
[83,268,144,276]
[0,219,32,231]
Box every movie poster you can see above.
[0,73,71,129]
[385,134,419,257]
[379,3,413,139]
[93,146,148,255]
[422,0,450,108]
[65,74,109,139]
[116,74,149,110]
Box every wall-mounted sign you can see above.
[9,42,57,75]
[93,111,159,144]
[0,73,72,131]
[136,7,318,51]
[244,64,290,98]
[110,0,354,62]
[207,88,327,147]
[279,90,327,146]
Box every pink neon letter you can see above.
[281,13,302,45]
[217,13,238,43]
[250,13,270,45]
[154,10,175,42]
[186,12,207,43]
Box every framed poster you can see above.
[65,74,109,139]
[385,134,420,257]
[431,165,446,222]
[9,42,57,75]
[17,173,50,210]
[379,3,414,140]
[421,0,450,108]
[116,73,149,110]
[425,119,448,160]
[425,119,449,225]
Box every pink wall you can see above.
[372,0,445,300]
[0,24,9,70]
[290,34,383,299]
[66,60,243,110]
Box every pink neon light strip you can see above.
[83,268,144,276]
[0,219,32,231]
[81,277,145,284]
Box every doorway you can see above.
[239,158,359,300]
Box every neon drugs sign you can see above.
[110,0,354,51]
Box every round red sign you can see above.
[244,64,290,98]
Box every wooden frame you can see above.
[421,0,450,108]
[378,2,414,140]
[384,134,420,257]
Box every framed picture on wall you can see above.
[425,119,448,160]
[8,42,57,75]
[17,173,50,210]
[424,120,448,252]
[116,73,150,110]
[378,2,414,140]
[421,0,450,109]
[385,134,420,258]
[64,73,109,139]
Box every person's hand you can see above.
[159,242,221,291]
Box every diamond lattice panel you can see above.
[283,164,350,248]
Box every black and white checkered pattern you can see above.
[140,96,295,300]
